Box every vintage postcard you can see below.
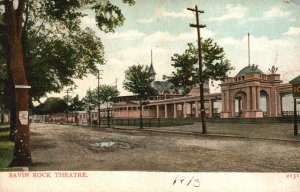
[0,0,300,191]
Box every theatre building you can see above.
[112,56,295,120]
[220,64,292,118]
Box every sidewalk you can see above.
[111,122,300,142]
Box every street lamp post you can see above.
[289,75,300,136]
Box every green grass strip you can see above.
[0,123,14,168]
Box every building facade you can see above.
[220,64,292,118]
[112,64,293,119]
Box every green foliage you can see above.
[164,39,233,95]
[202,39,233,81]
[82,85,120,110]
[0,0,135,102]
[98,85,120,104]
[0,124,14,168]
[163,43,198,95]
[26,27,105,100]
[123,64,157,99]
[69,94,85,111]
[82,89,97,110]
[34,97,68,114]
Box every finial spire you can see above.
[151,49,153,64]
[148,50,156,80]
[248,33,250,66]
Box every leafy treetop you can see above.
[163,39,233,95]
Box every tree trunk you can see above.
[9,107,16,141]
[139,100,143,129]
[107,104,110,127]
[88,109,91,126]
[8,77,16,142]
[0,111,4,123]
[0,102,4,123]
[5,0,32,166]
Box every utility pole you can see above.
[65,88,72,124]
[115,78,118,89]
[87,87,92,126]
[294,98,298,136]
[97,69,103,128]
[187,5,207,134]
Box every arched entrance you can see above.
[260,90,270,117]
[234,91,247,117]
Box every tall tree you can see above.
[81,85,119,127]
[163,39,233,95]
[0,0,135,166]
[69,94,85,112]
[123,64,157,129]
[22,0,133,101]
[3,0,32,166]
[82,88,96,125]
[0,60,7,123]
[34,97,68,115]
[98,85,119,127]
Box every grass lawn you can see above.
[0,123,14,168]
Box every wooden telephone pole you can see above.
[187,5,207,134]
[64,88,72,124]
[97,69,103,128]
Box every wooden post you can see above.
[187,5,207,134]
[294,98,298,136]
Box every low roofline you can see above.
[289,75,300,84]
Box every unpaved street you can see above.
[29,123,300,172]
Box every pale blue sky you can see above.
[113,0,299,39]
[49,0,300,98]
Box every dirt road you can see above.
[29,123,300,172]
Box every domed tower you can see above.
[219,34,285,118]
[220,64,283,119]
[236,64,264,76]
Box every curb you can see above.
[108,126,300,143]
[43,123,300,143]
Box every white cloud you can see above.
[219,37,241,45]
[263,6,290,18]
[284,26,300,35]
[100,30,217,95]
[144,31,188,43]
[48,33,300,97]
[209,4,248,22]
[249,6,290,22]
[218,35,300,83]
[144,30,214,45]
[105,30,146,40]
[155,7,193,19]
[136,18,155,24]
[137,7,193,24]
[49,28,299,98]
